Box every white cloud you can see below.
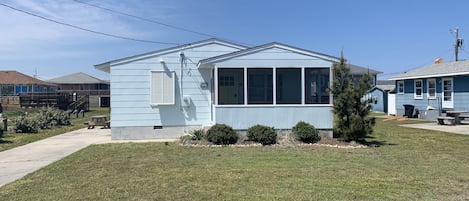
[0,0,175,60]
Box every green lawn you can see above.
[0,108,109,152]
[0,117,468,200]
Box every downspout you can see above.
[180,51,185,110]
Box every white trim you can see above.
[301,67,305,104]
[200,43,340,65]
[389,71,469,80]
[215,66,332,107]
[215,104,333,108]
[426,78,436,99]
[112,40,246,67]
[243,67,248,105]
[397,80,404,94]
[414,79,423,99]
[272,68,277,105]
[442,77,454,108]
[214,66,219,105]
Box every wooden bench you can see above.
[437,116,456,125]
[458,114,469,120]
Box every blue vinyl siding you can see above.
[395,75,469,116]
[368,88,385,112]
[110,43,241,128]
[215,106,333,130]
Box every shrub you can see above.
[292,121,320,143]
[247,124,277,145]
[14,108,71,133]
[206,124,238,145]
[15,115,40,133]
[190,129,205,140]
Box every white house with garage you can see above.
[95,38,379,140]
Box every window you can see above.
[151,71,175,105]
[427,79,436,99]
[305,68,330,104]
[218,68,244,105]
[414,80,423,99]
[276,68,301,104]
[397,81,404,94]
[248,68,273,104]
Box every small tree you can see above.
[331,55,375,141]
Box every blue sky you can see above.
[1,0,469,80]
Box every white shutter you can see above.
[151,71,175,105]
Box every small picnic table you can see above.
[85,115,110,129]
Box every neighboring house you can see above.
[48,72,110,108]
[95,38,380,140]
[366,80,395,114]
[0,70,56,96]
[389,60,469,120]
[0,71,57,110]
[349,64,381,87]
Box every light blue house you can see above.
[389,60,469,119]
[96,38,377,140]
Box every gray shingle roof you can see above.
[348,64,382,75]
[390,60,469,80]
[48,72,106,84]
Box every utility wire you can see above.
[72,0,216,38]
[0,2,179,45]
[71,0,252,46]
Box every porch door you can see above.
[442,78,453,108]
[218,69,244,105]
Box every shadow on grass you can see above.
[358,136,397,147]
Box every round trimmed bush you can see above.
[292,121,320,143]
[247,124,277,145]
[206,124,238,145]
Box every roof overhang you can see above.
[199,42,341,67]
[94,38,246,72]
[389,71,469,80]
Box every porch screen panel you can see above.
[276,68,301,104]
[151,71,175,105]
[248,68,273,104]
[218,68,244,105]
[305,68,330,104]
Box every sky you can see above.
[1,0,469,81]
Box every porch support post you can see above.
[301,67,305,105]
[214,66,218,105]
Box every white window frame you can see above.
[397,81,404,94]
[427,79,436,99]
[414,79,423,99]
[150,71,176,106]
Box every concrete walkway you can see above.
[0,128,176,187]
[400,122,469,135]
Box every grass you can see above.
[0,117,468,200]
[0,108,109,152]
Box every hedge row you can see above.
[187,121,320,145]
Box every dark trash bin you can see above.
[403,104,414,118]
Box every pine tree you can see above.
[331,55,375,142]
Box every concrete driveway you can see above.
[400,122,469,135]
[0,128,176,187]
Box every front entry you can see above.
[442,78,453,108]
